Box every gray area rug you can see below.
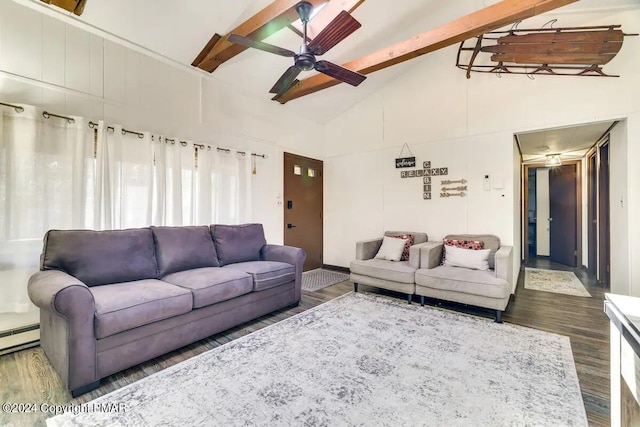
[525,267,592,297]
[48,293,587,427]
[302,268,349,291]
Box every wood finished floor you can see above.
[1,261,610,427]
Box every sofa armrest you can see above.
[28,270,97,390]
[261,245,306,302]
[494,245,513,289]
[408,242,432,269]
[419,241,444,269]
[356,238,383,260]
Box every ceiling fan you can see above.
[227,1,366,97]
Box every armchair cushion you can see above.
[350,259,415,284]
[415,266,510,299]
[374,236,409,262]
[442,245,490,271]
[389,234,415,261]
[444,234,500,269]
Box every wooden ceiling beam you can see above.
[194,0,327,73]
[274,0,578,103]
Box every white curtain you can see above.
[0,105,94,313]
[153,136,196,226]
[0,108,254,314]
[196,148,252,225]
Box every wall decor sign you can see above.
[399,159,449,200]
[396,157,416,168]
[395,143,416,168]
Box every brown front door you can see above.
[549,164,577,267]
[283,152,323,271]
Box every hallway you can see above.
[511,256,609,425]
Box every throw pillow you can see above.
[390,234,414,261]
[441,238,484,265]
[374,236,409,262]
[443,245,491,271]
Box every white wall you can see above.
[610,120,629,294]
[323,6,640,292]
[626,112,640,296]
[0,0,326,244]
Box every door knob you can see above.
[287,223,296,229]
[548,218,553,221]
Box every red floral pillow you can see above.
[441,239,484,264]
[390,234,415,261]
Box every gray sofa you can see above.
[28,223,305,396]
[350,231,429,303]
[415,234,513,322]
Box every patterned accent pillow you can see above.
[441,239,484,265]
[390,234,415,261]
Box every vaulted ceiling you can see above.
[27,0,640,123]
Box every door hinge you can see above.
[574,250,577,256]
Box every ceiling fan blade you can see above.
[228,34,296,58]
[315,60,366,87]
[308,11,361,56]
[269,66,302,95]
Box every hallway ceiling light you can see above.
[545,154,562,167]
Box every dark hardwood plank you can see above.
[0,260,610,426]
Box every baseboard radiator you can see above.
[0,325,40,355]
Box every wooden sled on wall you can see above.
[457,24,637,79]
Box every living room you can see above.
[1,0,640,425]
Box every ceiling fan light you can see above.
[544,154,562,167]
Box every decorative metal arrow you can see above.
[441,185,467,191]
[440,191,466,198]
[441,179,467,185]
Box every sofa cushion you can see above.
[151,226,219,276]
[444,234,501,269]
[90,279,192,339]
[41,228,158,287]
[223,261,295,291]
[442,245,490,271]
[374,236,408,262]
[390,234,415,261]
[162,267,253,308]
[350,259,416,284]
[211,224,267,266]
[415,266,509,299]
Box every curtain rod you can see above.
[0,102,24,113]
[43,111,75,124]
[0,106,269,158]
[88,121,144,138]
[88,121,267,157]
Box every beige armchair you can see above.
[414,234,513,322]
[349,231,429,303]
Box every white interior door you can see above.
[536,168,550,256]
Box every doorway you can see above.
[586,137,611,287]
[523,162,581,267]
[283,152,323,271]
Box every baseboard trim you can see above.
[0,329,40,355]
[322,264,350,274]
